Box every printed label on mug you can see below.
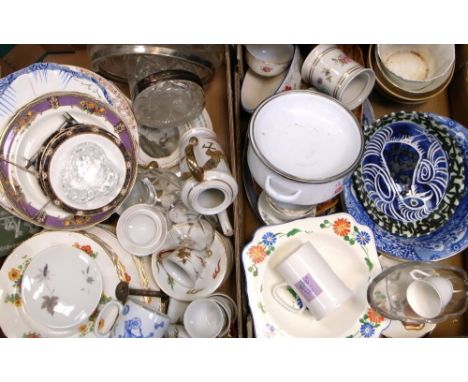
[294,274,323,302]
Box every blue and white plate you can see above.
[343,113,468,261]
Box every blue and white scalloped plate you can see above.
[343,113,468,261]
[242,212,389,337]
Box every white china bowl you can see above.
[376,44,455,92]
[183,298,225,338]
[245,45,295,77]
[247,90,363,205]
[116,204,169,256]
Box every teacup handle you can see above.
[93,300,124,338]
[272,282,306,314]
[217,210,233,237]
[410,269,432,280]
[184,137,204,182]
[265,176,301,203]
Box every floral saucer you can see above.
[0,231,120,337]
[21,244,103,329]
[242,213,389,337]
[354,111,464,237]
[151,232,233,302]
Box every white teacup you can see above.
[179,127,237,236]
[183,298,227,338]
[301,44,375,110]
[161,247,208,289]
[406,269,453,319]
[274,241,352,321]
[245,45,295,77]
[94,298,170,338]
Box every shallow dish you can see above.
[354,111,465,237]
[0,63,138,214]
[242,213,389,337]
[0,231,120,337]
[39,125,133,215]
[21,244,103,329]
[0,92,137,229]
[343,114,468,261]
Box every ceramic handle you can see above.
[217,210,233,236]
[265,176,301,203]
[272,282,306,314]
[410,269,432,280]
[184,137,204,182]
[93,300,124,338]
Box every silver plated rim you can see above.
[89,45,215,84]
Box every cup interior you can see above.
[241,69,286,112]
[183,299,224,338]
[246,45,295,64]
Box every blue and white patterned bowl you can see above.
[343,113,468,261]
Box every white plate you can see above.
[21,244,103,329]
[137,108,213,168]
[151,231,233,301]
[0,231,120,337]
[0,63,138,215]
[242,213,390,337]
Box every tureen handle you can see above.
[265,176,301,203]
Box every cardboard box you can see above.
[0,45,242,338]
[235,44,468,338]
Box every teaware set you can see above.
[1,44,467,338]
[240,44,468,337]
[0,46,238,338]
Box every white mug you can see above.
[179,127,237,236]
[94,299,170,338]
[274,241,352,321]
[406,270,453,319]
[167,298,190,324]
[301,44,375,110]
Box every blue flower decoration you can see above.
[262,232,277,247]
[359,322,375,338]
[355,231,371,246]
[122,304,130,315]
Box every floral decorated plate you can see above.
[242,213,389,337]
[151,231,233,302]
[0,231,120,337]
[0,92,137,229]
[0,63,138,214]
[138,108,213,169]
[21,244,103,329]
[355,111,464,237]
[343,114,468,261]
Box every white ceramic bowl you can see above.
[116,204,169,256]
[376,44,455,92]
[247,90,363,205]
[245,45,295,77]
[183,299,225,338]
[241,46,303,113]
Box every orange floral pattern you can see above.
[73,243,97,258]
[367,308,384,324]
[8,268,20,281]
[248,245,267,264]
[333,218,351,236]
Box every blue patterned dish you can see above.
[362,121,449,222]
[343,113,468,261]
[354,111,464,238]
